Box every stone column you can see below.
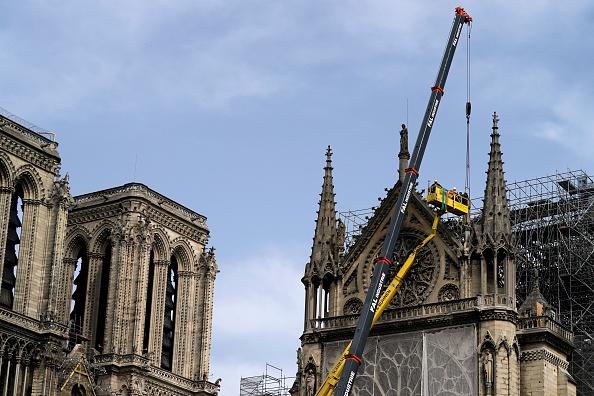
[174,270,191,374]
[104,238,120,353]
[151,259,169,366]
[4,352,12,396]
[12,356,21,396]
[20,359,29,396]
[131,238,151,356]
[85,252,105,352]
[13,199,40,314]
[480,255,486,296]
[194,252,217,380]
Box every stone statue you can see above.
[483,350,493,385]
[337,219,346,247]
[305,370,315,396]
[400,124,409,154]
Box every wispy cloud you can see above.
[210,245,304,393]
[212,245,304,336]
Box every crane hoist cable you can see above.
[465,22,472,199]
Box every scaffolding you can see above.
[0,106,55,141]
[339,169,594,395]
[339,207,376,249]
[507,169,594,396]
[240,364,293,396]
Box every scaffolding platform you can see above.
[240,364,293,396]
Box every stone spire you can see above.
[309,146,342,269]
[303,146,343,330]
[480,112,512,245]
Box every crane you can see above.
[315,7,472,396]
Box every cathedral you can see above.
[0,112,219,395]
[294,113,576,396]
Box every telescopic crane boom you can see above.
[322,7,472,396]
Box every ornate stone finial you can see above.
[326,145,332,161]
[51,171,74,204]
[492,112,499,129]
[532,268,540,291]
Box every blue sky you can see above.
[3,1,594,395]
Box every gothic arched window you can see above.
[70,246,89,347]
[72,384,86,396]
[161,255,178,370]
[143,249,155,353]
[1,184,23,309]
[95,240,112,352]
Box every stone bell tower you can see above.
[0,111,221,395]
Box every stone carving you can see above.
[443,254,459,280]
[399,124,409,155]
[483,350,493,386]
[305,369,315,396]
[362,229,439,307]
[0,135,59,173]
[342,269,358,296]
[337,218,346,248]
[50,172,74,206]
[343,297,363,315]
[438,284,460,302]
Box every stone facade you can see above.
[294,115,575,396]
[0,113,220,395]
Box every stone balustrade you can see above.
[311,297,480,329]
[517,316,573,343]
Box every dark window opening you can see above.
[322,273,334,317]
[95,241,111,353]
[312,276,320,320]
[497,251,506,289]
[72,384,86,396]
[143,250,155,353]
[1,185,23,309]
[161,255,177,370]
[70,247,89,348]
